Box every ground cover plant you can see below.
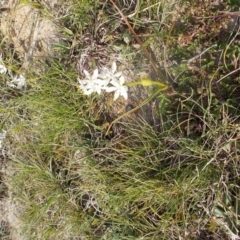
[0,0,240,239]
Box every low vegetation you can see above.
[0,0,240,239]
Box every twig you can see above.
[22,10,40,70]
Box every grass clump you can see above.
[0,0,240,239]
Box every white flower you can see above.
[78,68,106,95]
[79,78,102,95]
[99,62,122,84]
[7,74,26,90]
[79,68,109,95]
[83,69,99,82]
[78,63,128,100]
[105,75,128,101]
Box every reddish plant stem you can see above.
[109,0,168,85]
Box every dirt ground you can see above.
[0,0,60,69]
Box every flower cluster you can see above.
[78,62,128,101]
[0,54,26,90]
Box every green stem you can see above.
[125,78,168,87]
[105,84,168,135]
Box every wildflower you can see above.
[78,62,128,101]
[78,68,109,95]
[99,62,122,83]
[79,69,102,95]
[78,78,103,95]
[7,74,26,90]
[105,75,128,101]
[83,69,99,83]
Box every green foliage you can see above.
[227,0,240,7]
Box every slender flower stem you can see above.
[105,84,168,135]
[125,78,168,88]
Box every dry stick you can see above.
[109,0,168,84]
[21,10,40,71]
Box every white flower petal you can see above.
[121,87,128,100]
[119,75,125,85]
[112,62,117,73]
[83,70,91,79]
[96,87,102,95]
[115,72,122,78]
[92,68,99,80]
[84,89,94,95]
[109,78,119,87]
[93,79,107,86]
[101,66,108,72]
[78,78,86,85]
[104,86,117,92]
[113,90,120,101]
